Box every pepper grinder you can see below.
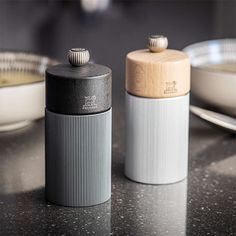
[125,35,190,184]
[45,48,112,207]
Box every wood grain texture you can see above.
[126,49,190,98]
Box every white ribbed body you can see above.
[125,92,189,184]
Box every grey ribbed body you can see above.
[125,93,189,184]
[45,109,112,207]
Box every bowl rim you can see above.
[0,50,59,89]
[183,38,236,75]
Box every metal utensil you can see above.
[190,105,236,133]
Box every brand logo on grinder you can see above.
[83,96,98,110]
[164,81,178,94]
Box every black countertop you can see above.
[0,107,236,235]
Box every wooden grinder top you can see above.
[126,35,190,98]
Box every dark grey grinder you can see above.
[45,48,112,207]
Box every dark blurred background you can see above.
[0,0,235,107]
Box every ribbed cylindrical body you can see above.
[45,49,112,206]
[45,109,112,206]
[125,36,190,184]
[125,93,189,184]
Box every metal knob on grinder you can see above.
[68,48,90,66]
[148,35,168,53]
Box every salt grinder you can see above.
[45,48,112,206]
[125,35,190,184]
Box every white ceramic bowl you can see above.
[183,39,236,116]
[0,51,58,132]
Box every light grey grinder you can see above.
[45,48,112,206]
[125,36,190,184]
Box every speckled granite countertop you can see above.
[0,105,235,235]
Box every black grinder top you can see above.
[46,48,112,115]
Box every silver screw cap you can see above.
[148,35,168,53]
[68,48,90,66]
